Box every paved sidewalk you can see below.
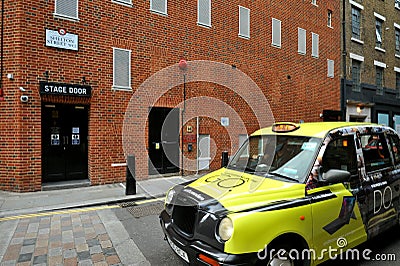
[0,175,198,218]
[0,175,200,266]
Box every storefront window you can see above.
[394,115,400,134]
[377,113,389,126]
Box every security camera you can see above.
[20,95,28,103]
[19,87,26,92]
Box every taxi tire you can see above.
[258,242,309,266]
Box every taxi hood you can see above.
[179,168,306,215]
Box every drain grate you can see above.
[126,202,165,218]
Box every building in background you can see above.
[0,0,340,192]
[341,0,400,130]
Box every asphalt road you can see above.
[114,201,185,266]
[114,201,400,266]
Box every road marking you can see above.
[135,197,164,205]
[0,205,120,222]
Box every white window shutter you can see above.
[298,28,306,54]
[198,0,211,26]
[327,60,334,78]
[312,32,319,58]
[272,18,281,47]
[151,0,167,14]
[113,48,131,89]
[239,6,250,38]
[55,0,78,19]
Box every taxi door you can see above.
[359,132,399,238]
[307,134,367,264]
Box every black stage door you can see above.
[42,104,88,182]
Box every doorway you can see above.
[148,107,180,175]
[42,104,89,182]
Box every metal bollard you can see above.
[221,151,229,168]
[126,155,136,195]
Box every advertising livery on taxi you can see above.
[160,122,400,265]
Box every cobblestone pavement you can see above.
[0,208,126,266]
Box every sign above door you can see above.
[39,81,92,97]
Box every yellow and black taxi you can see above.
[159,122,400,265]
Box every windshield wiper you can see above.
[268,172,298,182]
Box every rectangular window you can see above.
[327,60,334,78]
[388,134,400,165]
[150,0,167,15]
[272,18,281,48]
[312,32,319,58]
[238,6,250,38]
[396,72,400,98]
[396,29,400,56]
[113,48,131,90]
[327,10,332,27]
[377,113,389,126]
[311,0,317,5]
[198,0,211,27]
[352,60,361,92]
[376,19,383,48]
[396,0,400,9]
[376,66,384,94]
[322,136,358,176]
[55,0,78,19]
[360,133,391,172]
[298,28,306,54]
[351,7,361,40]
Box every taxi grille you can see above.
[172,204,197,236]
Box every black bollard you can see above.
[126,155,136,195]
[221,151,229,168]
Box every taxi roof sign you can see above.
[272,122,300,133]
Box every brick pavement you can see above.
[0,211,122,266]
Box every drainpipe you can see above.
[0,0,4,100]
[196,116,199,175]
[341,0,347,121]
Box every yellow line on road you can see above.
[0,205,120,222]
[135,197,164,205]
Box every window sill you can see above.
[375,47,386,53]
[197,23,212,29]
[327,25,333,29]
[53,13,79,22]
[238,34,250,40]
[351,37,364,45]
[112,0,133,7]
[395,54,400,58]
[150,9,168,16]
[271,43,281,49]
[112,86,132,92]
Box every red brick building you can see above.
[0,0,341,192]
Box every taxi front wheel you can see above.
[257,242,309,266]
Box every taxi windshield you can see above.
[227,135,322,183]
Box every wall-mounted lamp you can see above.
[82,76,86,84]
[7,73,13,80]
[356,105,364,114]
[43,71,49,80]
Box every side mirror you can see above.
[321,169,351,184]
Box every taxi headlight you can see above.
[218,217,233,241]
[165,189,175,205]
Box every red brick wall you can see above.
[0,0,340,191]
